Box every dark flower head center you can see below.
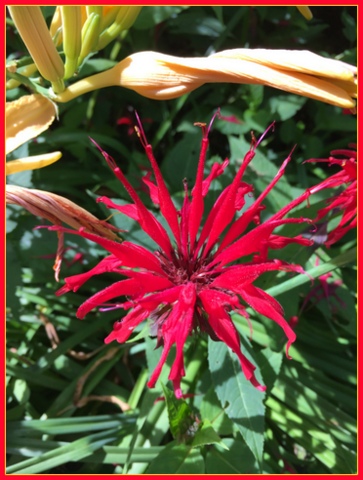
[156,249,218,289]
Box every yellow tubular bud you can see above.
[80,6,88,27]
[86,6,103,17]
[49,6,62,47]
[78,12,101,66]
[8,6,65,93]
[96,6,142,51]
[6,94,58,155]
[53,49,357,109]
[296,6,313,20]
[6,152,62,176]
[60,6,82,79]
[100,6,121,32]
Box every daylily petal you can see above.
[6,152,62,175]
[6,94,57,154]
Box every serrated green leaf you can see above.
[208,338,265,468]
[256,348,283,392]
[268,95,307,121]
[200,388,234,435]
[146,442,204,474]
[191,419,228,449]
[205,438,258,474]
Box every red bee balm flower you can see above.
[307,146,357,247]
[50,112,314,398]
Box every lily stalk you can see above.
[53,49,357,109]
[8,6,65,93]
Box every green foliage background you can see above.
[6,6,356,474]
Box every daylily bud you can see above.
[53,49,357,109]
[60,6,82,79]
[86,6,103,17]
[78,12,101,66]
[96,6,142,50]
[296,6,313,20]
[100,6,120,32]
[8,6,65,93]
[6,94,58,155]
[49,6,62,46]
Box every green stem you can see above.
[266,246,356,298]
[6,70,50,97]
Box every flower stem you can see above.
[266,247,356,298]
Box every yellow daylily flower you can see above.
[53,49,357,109]
[6,94,62,175]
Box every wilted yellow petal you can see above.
[6,185,120,242]
[6,94,57,155]
[6,152,62,176]
[6,184,120,281]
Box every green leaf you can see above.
[7,414,137,437]
[161,383,197,442]
[266,247,356,298]
[205,438,258,474]
[146,442,204,474]
[13,379,30,404]
[208,338,265,468]
[162,132,201,191]
[268,95,307,121]
[191,419,228,449]
[200,388,234,435]
[134,6,188,29]
[256,348,283,392]
[6,428,120,474]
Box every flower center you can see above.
[156,249,217,289]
